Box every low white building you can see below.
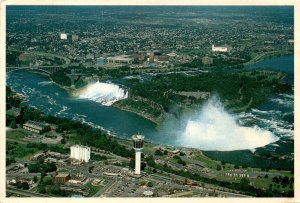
[212,45,232,52]
[70,145,91,163]
[60,33,67,40]
[107,55,133,64]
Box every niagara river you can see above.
[6,55,294,168]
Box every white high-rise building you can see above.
[70,145,90,162]
[60,33,68,40]
[132,134,144,175]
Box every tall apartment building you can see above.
[70,145,91,163]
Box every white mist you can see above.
[78,81,128,106]
[179,97,279,151]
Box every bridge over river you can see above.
[7,66,88,87]
[6,66,66,75]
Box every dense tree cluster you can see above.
[173,155,186,166]
[6,141,37,164]
[37,175,68,196]
[203,150,293,171]
[155,149,164,156]
[91,153,108,161]
[6,86,22,110]
[272,175,293,186]
[28,162,57,173]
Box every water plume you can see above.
[177,97,279,151]
[77,81,128,106]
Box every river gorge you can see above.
[6,55,294,168]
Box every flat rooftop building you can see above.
[107,55,133,64]
[23,120,50,134]
[72,34,78,41]
[212,45,232,52]
[97,57,107,65]
[60,33,67,40]
[55,173,71,183]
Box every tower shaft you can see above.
[135,149,142,175]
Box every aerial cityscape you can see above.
[5,6,294,197]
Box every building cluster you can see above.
[54,172,87,184]
[30,151,68,166]
[60,33,79,41]
[7,125,289,197]
[224,172,250,178]
[6,163,28,174]
[91,164,134,177]
[147,52,170,64]
[7,177,35,189]
[6,7,294,72]
[51,171,89,195]
[93,51,173,68]
[223,169,251,178]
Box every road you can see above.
[100,180,123,197]
[93,180,115,197]
[7,186,56,197]
[7,47,71,64]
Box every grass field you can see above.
[6,129,28,140]
[86,180,103,197]
[193,152,221,169]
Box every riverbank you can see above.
[113,100,163,125]
[243,50,293,66]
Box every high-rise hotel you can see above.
[70,145,91,163]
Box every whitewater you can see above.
[77,81,128,106]
[176,97,279,151]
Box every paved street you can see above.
[7,186,57,197]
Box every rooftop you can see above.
[132,134,145,140]
[55,173,70,178]
[23,120,49,130]
[71,145,90,150]
[143,190,154,196]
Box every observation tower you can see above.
[132,134,144,175]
